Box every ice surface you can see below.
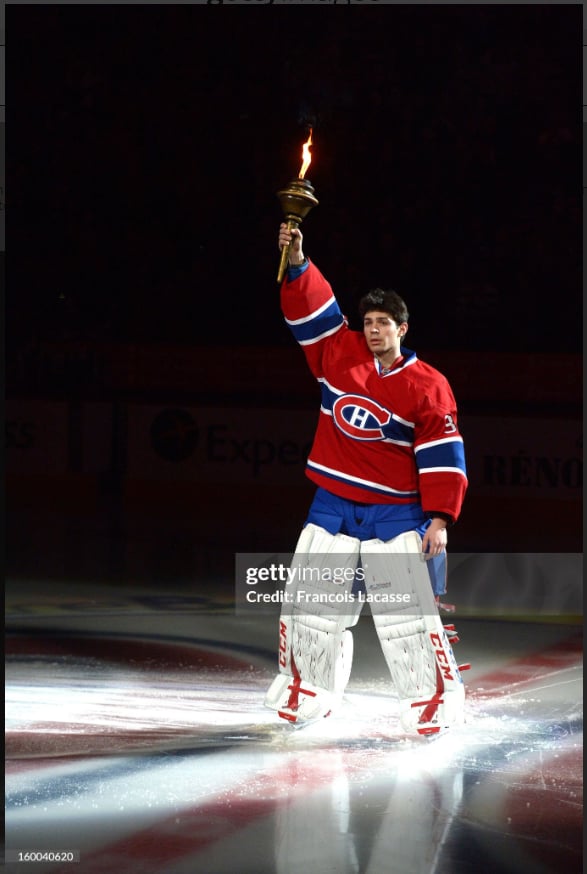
[5,603,582,874]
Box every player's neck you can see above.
[376,349,403,371]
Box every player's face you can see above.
[363,311,406,357]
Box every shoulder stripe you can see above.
[318,376,345,396]
[392,411,416,428]
[285,295,338,326]
[299,322,344,346]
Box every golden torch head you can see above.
[275,130,319,282]
[277,177,319,223]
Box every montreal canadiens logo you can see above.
[332,394,391,441]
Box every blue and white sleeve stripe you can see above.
[285,298,345,346]
[415,437,467,477]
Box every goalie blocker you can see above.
[264,526,467,735]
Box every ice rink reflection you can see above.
[5,596,583,874]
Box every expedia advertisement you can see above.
[129,405,314,484]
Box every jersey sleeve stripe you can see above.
[297,320,345,346]
[286,304,345,345]
[285,295,339,326]
[415,439,467,475]
[419,466,468,477]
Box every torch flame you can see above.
[298,129,313,179]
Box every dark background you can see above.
[8,4,582,365]
[5,4,583,580]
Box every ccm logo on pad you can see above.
[430,631,460,682]
[332,394,391,441]
[279,620,288,669]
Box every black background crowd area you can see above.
[8,4,581,394]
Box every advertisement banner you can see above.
[127,405,315,485]
[127,405,582,499]
[459,414,582,498]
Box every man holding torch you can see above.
[265,223,469,736]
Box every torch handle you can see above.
[276,219,300,284]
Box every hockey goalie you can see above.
[264,223,469,735]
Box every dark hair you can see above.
[358,288,409,324]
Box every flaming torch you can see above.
[276,129,319,283]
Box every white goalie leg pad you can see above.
[264,523,361,724]
[361,531,465,735]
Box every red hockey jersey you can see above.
[281,260,468,522]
